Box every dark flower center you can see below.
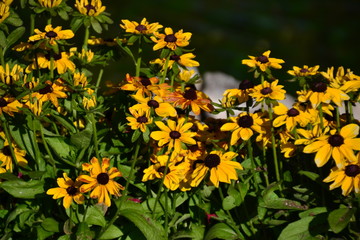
[300,68,309,73]
[324,113,334,122]
[38,85,53,94]
[147,100,159,109]
[140,77,151,87]
[239,79,254,90]
[45,53,62,61]
[66,186,78,196]
[261,87,273,95]
[164,34,177,43]
[188,145,199,152]
[204,154,221,168]
[192,159,204,169]
[287,108,300,117]
[169,131,181,139]
[45,31,58,38]
[157,166,167,174]
[311,82,327,92]
[97,173,109,185]
[170,54,180,61]
[85,4,96,14]
[190,123,198,132]
[0,98,8,107]
[2,146,11,156]
[328,134,344,147]
[345,164,360,177]
[183,88,197,100]
[137,116,148,123]
[256,55,269,63]
[135,24,147,32]
[237,115,254,128]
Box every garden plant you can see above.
[1,0,360,239]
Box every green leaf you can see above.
[71,17,84,33]
[36,225,55,240]
[222,195,237,211]
[261,197,307,210]
[5,27,25,48]
[131,129,141,143]
[0,179,44,199]
[84,205,106,227]
[9,124,36,160]
[41,218,60,232]
[76,222,94,240]
[0,30,6,48]
[5,11,23,27]
[51,112,77,134]
[91,17,102,34]
[58,9,69,20]
[70,125,92,149]
[99,224,123,240]
[120,208,167,240]
[204,223,240,240]
[45,136,75,160]
[298,170,320,182]
[299,207,327,219]
[328,207,355,234]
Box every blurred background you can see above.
[104,0,360,82]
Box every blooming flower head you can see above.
[272,102,311,131]
[46,173,84,209]
[150,53,200,70]
[0,141,27,172]
[0,96,23,117]
[150,117,197,153]
[126,107,153,133]
[323,154,360,196]
[26,52,76,74]
[321,66,360,94]
[303,124,360,168]
[82,89,97,110]
[120,74,161,96]
[0,3,10,24]
[220,112,265,145]
[30,79,68,107]
[242,50,284,72]
[221,79,254,107]
[29,25,74,45]
[250,80,286,102]
[151,27,192,51]
[75,0,106,16]
[120,18,163,35]
[0,63,24,85]
[38,0,62,8]
[190,150,243,188]
[287,65,320,77]
[78,157,124,207]
[88,37,118,47]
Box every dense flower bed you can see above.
[0,1,360,239]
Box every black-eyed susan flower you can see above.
[190,150,243,188]
[46,173,84,209]
[250,80,286,102]
[75,0,106,16]
[220,112,265,144]
[0,96,23,116]
[178,69,197,83]
[321,66,360,94]
[303,124,360,168]
[221,79,254,107]
[78,157,124,207]
[272,102,311,131]
[88,37,119,46]
[142,154,186,191]
[120,18,163,35]
[29,25,74,45]
[323,156,360,196]
[31,79,68,107]
[164,86,214,115]
[130,92,177,118]
[26,52,76,74]
[150,117,196,153]
[1,0,12,5]
[150,53,200,70]
[0,63,23,85]
[120,74,161,96]
[126,107,152,133]
[287,65,320,77]
[0,3,10,24]
[242,50,284,72]
[0,142,27,172]
[82,89,96,110]
[151,27,192,51]
[38,0,62,8]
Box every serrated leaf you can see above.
[99,225,123,240]
[204,223,240,240]
[84,205,106,227]
[328,207,355,234]
[0,179,44,199]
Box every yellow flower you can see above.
[287,65,320,77]
[142,154,186,191]
[250,80,286,102]
[178,69,196,83]
[26,52,76,74]
[323,155,360,196]
[82,89,96,110]
[38,0,62,8]
[0,63,23,85]
[29,25,74,45]
[190,150,243,188]
[150,117,196,153]
[150,53,200,70]
[0,96,23,116]
[88,37,119,46]
[151,27,192,51]
[221,79,255,107]
[220,112,265,145]
[75,0,106,16]
[272,102,311,131]
[46,173,84,209]
[126,107,153,133]
[0,142,27,172]
[78,157,124,207]
[120,18,163,35]
[303,124,360,168]
[321,66,360,94]
[1,0,13,5]
[120,74,160,96]
[0,3,10,24]
[242,50,284,72]
[31,79,68,107]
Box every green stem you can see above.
[135,38,142,77]
[348,101,354,123]
[0,47,5,67]
[50,56,54,80]
[39,125,56,176]
[95,68,104,95]
[90,113,100,159]
[83,26,90,50]
[160,55,170,84]
[335,106,340,131]
[0,116,18,172]
[152,158,170,219]
[30,14,35,35]
[268,103,282,185]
